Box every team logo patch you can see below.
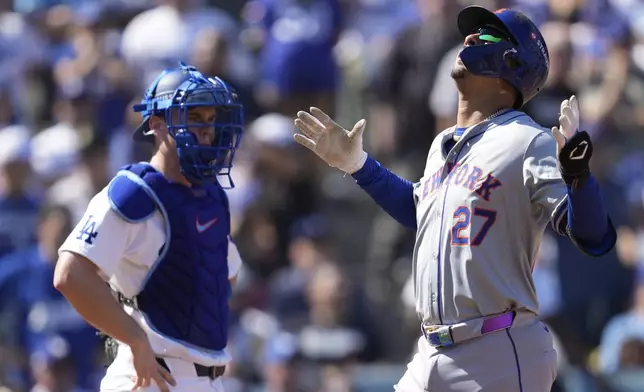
[76,215,98,245]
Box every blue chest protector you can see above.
[107,163,231,352]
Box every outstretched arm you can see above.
[559,175,615,255]
[351,155,416,230]
[551,96,616,255]
[293,107,416,230]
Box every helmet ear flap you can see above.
[503,48,522,70]
[500,48,524,108]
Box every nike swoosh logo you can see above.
[196,217,218,233]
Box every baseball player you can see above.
[53,62,244,391]
[293,6,617,392]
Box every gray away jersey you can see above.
[412,111,568,325]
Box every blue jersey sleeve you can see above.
[351,155,417,230]
[565,174,616,256]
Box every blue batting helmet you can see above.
[457,6,549,108]
[132,62,244,187]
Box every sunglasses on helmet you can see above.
[476,26,511,43]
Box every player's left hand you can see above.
[551,95,593,186]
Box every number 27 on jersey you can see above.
[450,206,497,246]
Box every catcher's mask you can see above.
[133,62,244,188]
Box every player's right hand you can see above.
[294,107,368,174]
[130,338,176,392]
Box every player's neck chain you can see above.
[454,108,513,141]
[485,108,513,121]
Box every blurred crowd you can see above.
[0,0,643,391]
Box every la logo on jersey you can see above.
[419,163,503,202]
[76,215,98,245]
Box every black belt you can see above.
[156,357,225,380]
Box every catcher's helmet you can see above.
[457,6,549,108]
[132,62,244,187]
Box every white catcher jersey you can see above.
[412,111,567,325]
